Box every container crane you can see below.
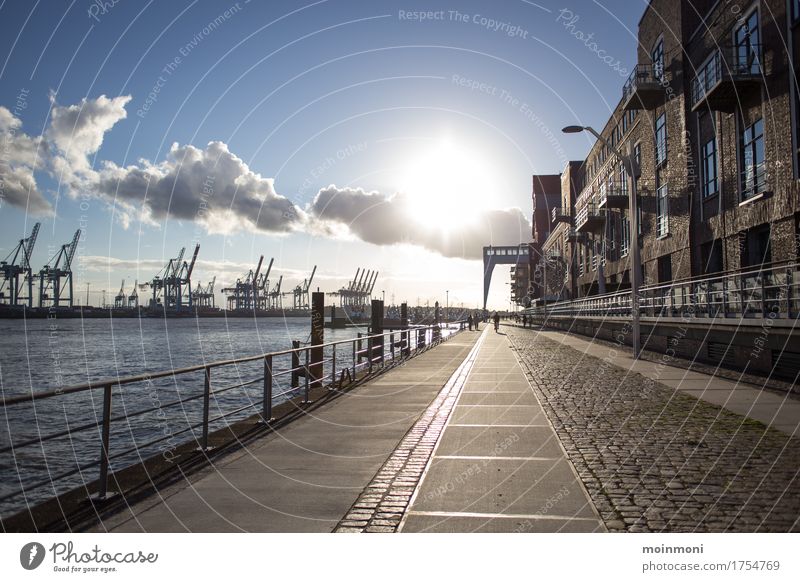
[0,222,40,307]
[38,229,80,308]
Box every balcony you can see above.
[551,207,573,225]
[546,247,563,259]
[621,64,667,111]
[597,181,629,209]
[564,228,586,244]
[576,203,605,234]
[691,44,762,112]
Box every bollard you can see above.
[291,340,300,389]
[309,292,324,389]
[433,301,441,342]
[371,299,384,367]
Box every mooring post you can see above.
[309,292,324,389]
[371,299,384,367]
[330,304,336,328]
[400,302,409,357]
[262,355,273,422]
[291,340,300,389]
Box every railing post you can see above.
[263,355,273,422]
[390,332,395,362]
[331,344,336,390]
[760,273,767,317]
[201,366,211,451]
[367,336,373,374]
[787,268,794,318]
[303,348,310,404]
[739,273,747,316]
[352,335,357,378]
[97,383,113,500]
[721,278,729,317]
[400,302,409,358]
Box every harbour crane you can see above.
[38,229,81,308]
[284,265,316,310]
[128,280,139,309]
[0,222,40,307]
[114,279,126,309]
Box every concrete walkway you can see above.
[536,329,800,436]
[94,333,479,532]
[399,329,604,532]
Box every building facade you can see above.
[535,0,800,299]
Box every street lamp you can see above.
[562,125,641,357]
[446,290,449,323]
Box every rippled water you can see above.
[0,316,376,517]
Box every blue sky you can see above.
[0,0,644,309]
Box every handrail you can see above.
[524,261,800,321]
[0,325,446,406]
[0,321,466,513]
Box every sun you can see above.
[398,139,495,228]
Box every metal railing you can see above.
[690,43,762,108]
[0,323,464,514]
[524,261,800,321]
[576,203,604,231]
[622,63,664,103]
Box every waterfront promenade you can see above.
[92,325,800,533]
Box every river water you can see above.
[0,316,379,517]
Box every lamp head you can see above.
[561,125,585,134]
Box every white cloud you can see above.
[308,185,530,260]
[95,141,305,234]
[0,106,52,216]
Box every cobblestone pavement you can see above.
[506,327,800,532]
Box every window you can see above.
[656,183,669,237]
[741,118,766,200]
[652,38,664,82]
[657,255,672,284]
[701,239,724,274]
[701,137,718,198]
[694,53,719,103]
[655,113,667,166]
[794,0,800,22]
[734,10,760,76]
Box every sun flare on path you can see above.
[398,139,496,230]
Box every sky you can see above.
[0,0,644,310]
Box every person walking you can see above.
[493,311,500,333]
[467,313,474,331]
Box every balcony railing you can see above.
[551,207,573,224]
[598,181,629,209]
[576,203,605,233]
[564,227,586,243]
[691,44,762,111]
[622,63,667,110]
[523,261,800,321]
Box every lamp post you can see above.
[446,290,449,323]
[562,125,641,357]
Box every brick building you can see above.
[535,0,800,298]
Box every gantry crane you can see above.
[0,222,40,307]
[194,276,216,309]
[328,268,378,307]
[223,255,264,311]
[114,279,126,309]
[38,229,81,308]
[268,275,282,310]
[127,280,139,309]
[284,265,316,310]
[148,244,199,310]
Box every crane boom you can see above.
[186,244,200,279]
[305,265,316,292]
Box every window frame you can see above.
[701,136,719,199]
[740,117,766,201]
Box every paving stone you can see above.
[507,328,800,533]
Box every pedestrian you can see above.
[522,314,527,328]
[467,314,473,331]
[493,311,500,333]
